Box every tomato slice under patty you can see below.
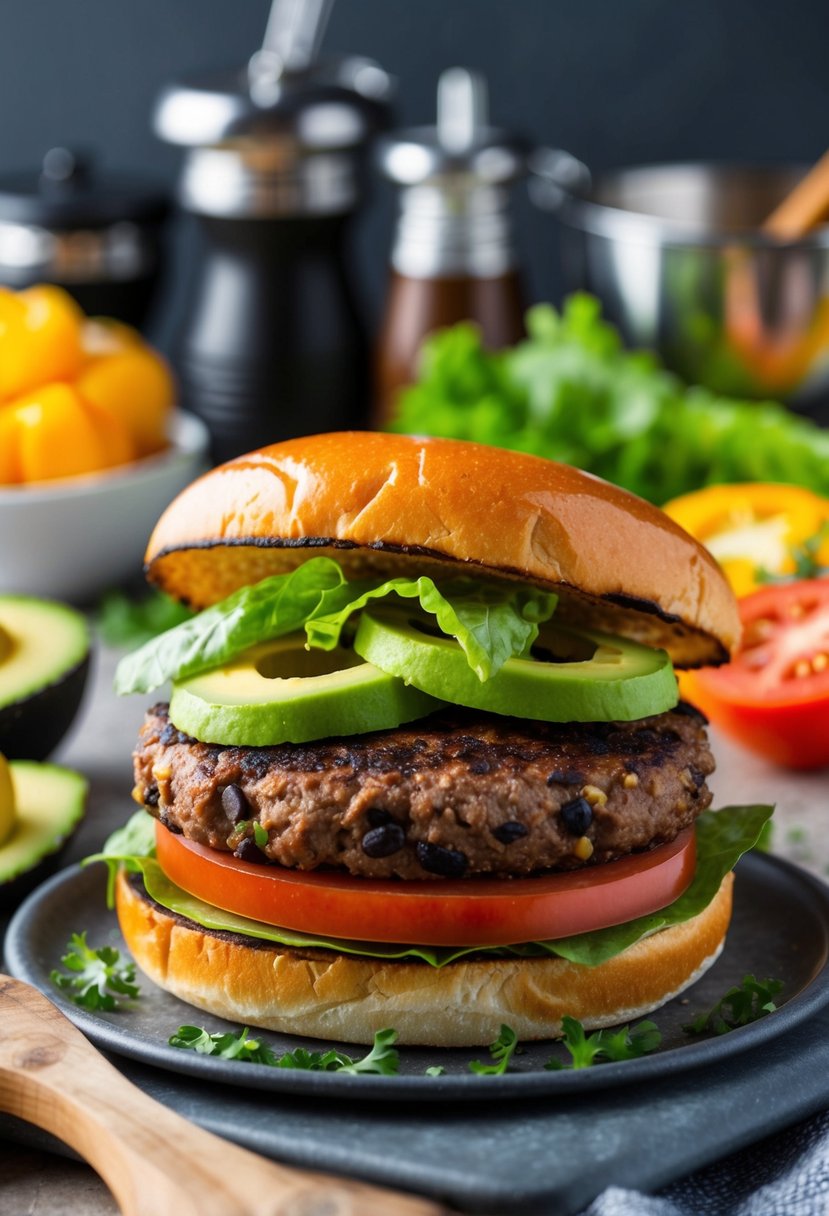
[682,579,829,770]
[155,821,696,948]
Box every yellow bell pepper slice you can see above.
[663,483,829,596]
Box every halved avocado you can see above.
[0,596,90,761]
[0,757,87,908]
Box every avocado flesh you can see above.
[0,760,87,907]
[0,754,14,847]
[0,597,90,761]
[169,633,442,746]
[354,609,679,722]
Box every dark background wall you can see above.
[1,0,828,333]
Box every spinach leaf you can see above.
[114,557,347,695]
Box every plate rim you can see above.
[5,852,829,1103]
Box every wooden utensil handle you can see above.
[763,148,829,240]
[0,976,447,1216]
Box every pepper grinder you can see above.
[154,0,391,463]
[374,68,528,426]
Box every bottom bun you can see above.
[116,869,734,1047]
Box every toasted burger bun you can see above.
[144,433,738,667]
[116,869,733,1047]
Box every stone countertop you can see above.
[0,641,826,1214]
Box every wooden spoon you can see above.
[762,148,829,240]
[0,975,448,1216]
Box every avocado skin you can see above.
[0,842,75,910]
[0,760,87,910]
[0,654,90,761]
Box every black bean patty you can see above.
[134,703,714,880]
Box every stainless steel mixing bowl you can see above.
[531,158,829,403]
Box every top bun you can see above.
[145,432,738,666]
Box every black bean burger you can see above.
[108,432,770,1046]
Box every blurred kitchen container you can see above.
[0,149,168,328]
[0,413,208,603]
[531,159,829,404]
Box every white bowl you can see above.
[0,412,210,604]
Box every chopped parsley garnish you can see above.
[50,933,140,1011]
[545,1015,661,1070]
[169,1025,399,1075]
[168,1025,281,1065]
[683,975,783,1035]
[468,1024,519,1075]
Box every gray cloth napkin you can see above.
[584,1110,829,1215]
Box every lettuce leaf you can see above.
[541,804,772,965]
[89,805,771,969]
[114,557,348,696]
[306,577,556,681]
[114,556,557,695]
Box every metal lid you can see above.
[377,68,527,187]
[0,148,168,229]
[155,56,390,151]
[154,0,390,150]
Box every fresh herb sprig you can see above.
[545,1015,661,1070]
[169,1025,400,1075]
[169,1025,280,1064]
[51,933,140,1012]
[469,1024,519,1075]
[683,975,783,1035]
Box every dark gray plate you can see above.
[5,853,829,1102]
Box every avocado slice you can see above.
[169,633,441,746]
[0,596,90,761]
[354,608,679,722]
[0,757,87,908]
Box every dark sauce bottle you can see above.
[375,69,528,427]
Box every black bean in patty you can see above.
[416,842,468,878]
[493,821,529,845]
[560,797,593,836]
[221,784,249,824]
[234,837,269,865]
[362,823,406,858]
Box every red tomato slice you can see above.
[682,578,829,770]
[156,821,696,948]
